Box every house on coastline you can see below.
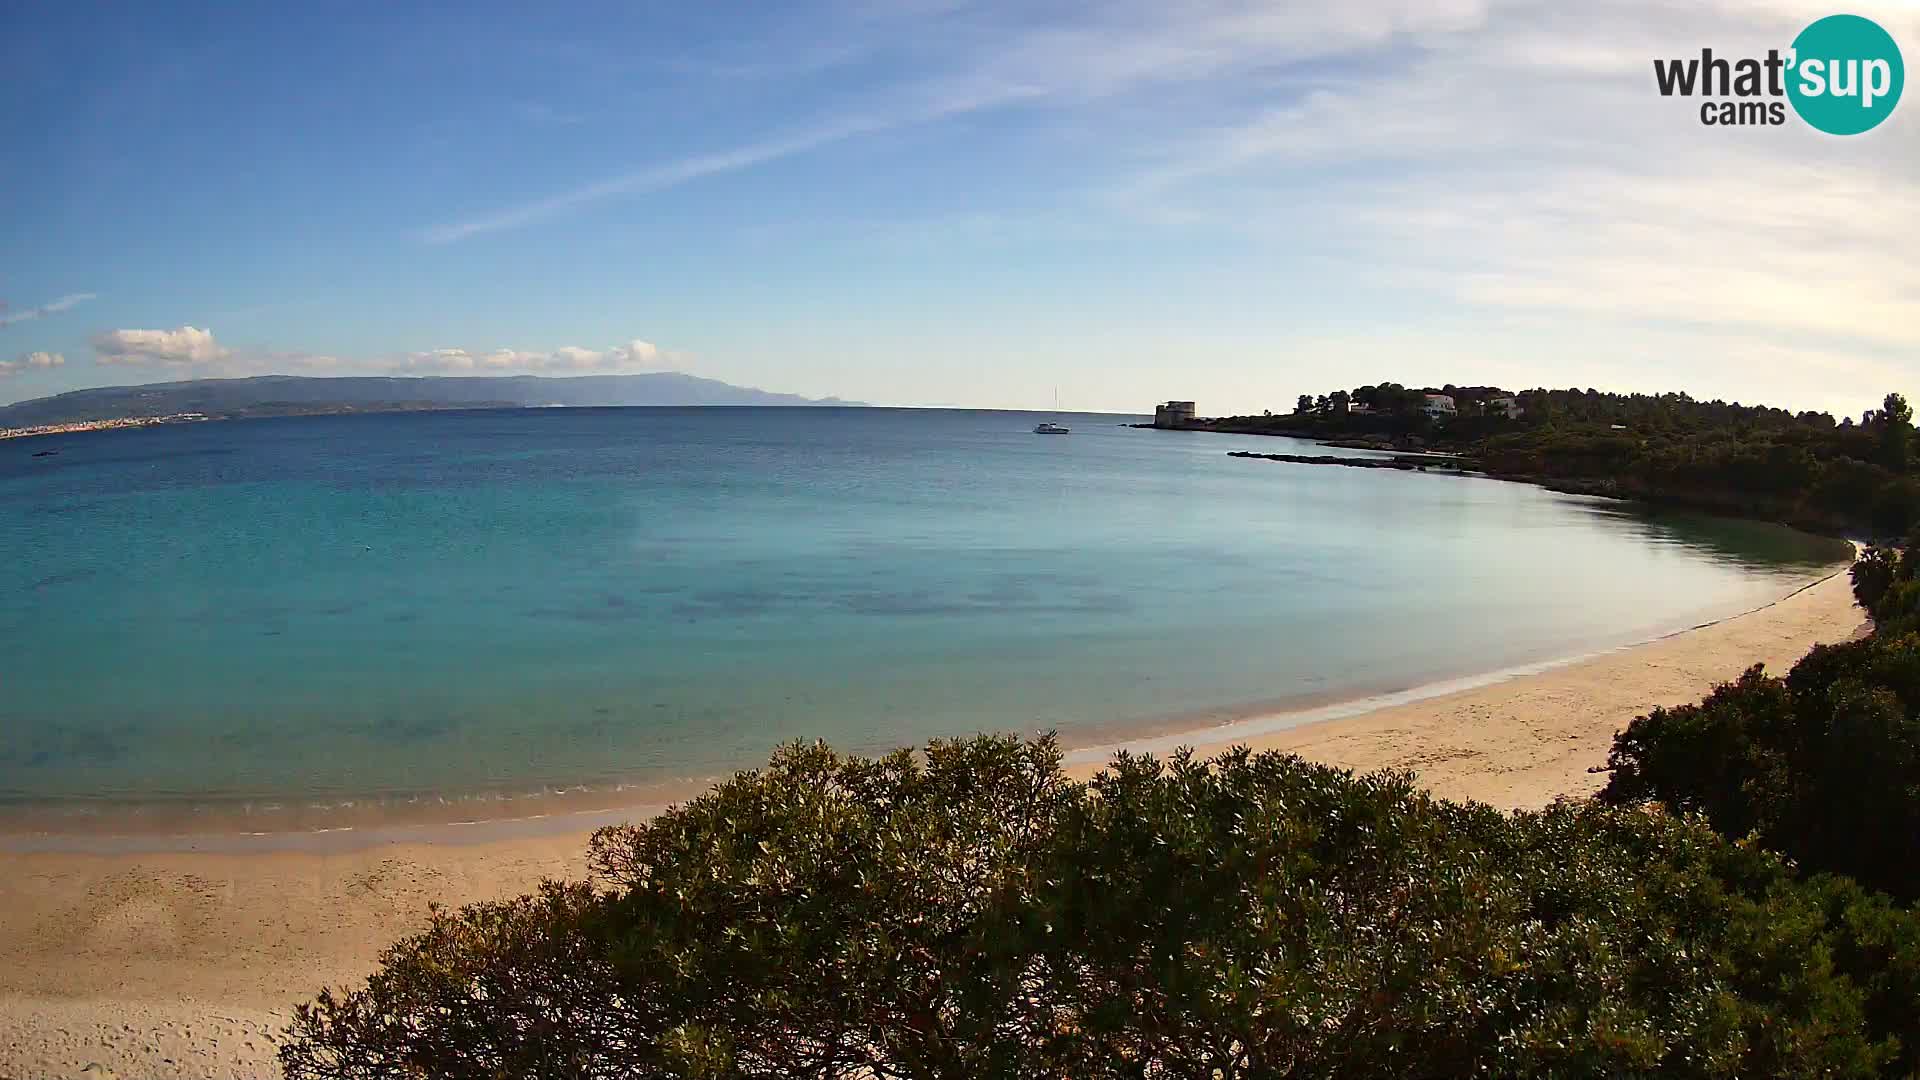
[1154,401,1197,428]
[1290,385,1526,422]
[1430,386,1524,419]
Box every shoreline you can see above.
[0,568,1858,1068]
[0,567,1846,853]
[1064,561,1850,775]
[0,567,1869,1076]
[1060,562,1864,807]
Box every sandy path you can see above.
[0,567,1865,1078]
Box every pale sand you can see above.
[1061,567,1867,807]
[0,568,1866,1078]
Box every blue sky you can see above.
[2,0,1914,415]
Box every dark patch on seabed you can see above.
[371,710,459,744]
[0,722,130,768]
[843,589,984,616]
[844,587,1133,616]
[30,567,101,590]
[526,592,664,623]
[671,587,802,620]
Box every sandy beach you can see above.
[0,566,1866,1079]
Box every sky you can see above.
[1,0,1915,416]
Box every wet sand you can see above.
[0,567,1865,1078]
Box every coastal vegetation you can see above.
[1208,385,1920,536]
[1602,543,1920,906]
[285,728,1920,1078]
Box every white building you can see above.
[1422,393,1457,419]
[1154,401,1197,428]
[1486,395,1523,418]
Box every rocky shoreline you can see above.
[1225,449,1473,473]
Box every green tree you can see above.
[285,736,1917,1079]
[1881,392,1912,472]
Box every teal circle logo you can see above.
[1787,14,1904,135]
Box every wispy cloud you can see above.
[418,0,1511,243]
[1096,0,1919,394]
[422,121,885,244]
[34,0,1907,419]
[0,292,98,328]
[421,80,1040,244]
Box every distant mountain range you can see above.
[0,373,861,428]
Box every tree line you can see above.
[1212,385,1920,536]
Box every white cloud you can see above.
[551,346,606,369]
[71,335,677,377]
[92,326,229,365]
[0,351,59,376]
[401,347,478,371]
[0,293,98,327]
[610,339,663,366]
[392,339,676,374]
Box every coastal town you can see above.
[0,413,208,442]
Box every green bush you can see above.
[1602,634,1920,905]
[284,736,1919,1078]
[1853,539,1920,637]
[1853,546,1901,615]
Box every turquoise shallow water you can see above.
[0,407,1847,827]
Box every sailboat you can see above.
[1034,387,1070,434]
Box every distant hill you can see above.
[0,373,861,427]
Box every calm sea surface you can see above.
[0,407,1847,828]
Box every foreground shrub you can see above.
[1602,635,1920,904]
[283,735,1919,1078]
[1855,539,1920,638]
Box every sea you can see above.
[0,407,1850,833]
